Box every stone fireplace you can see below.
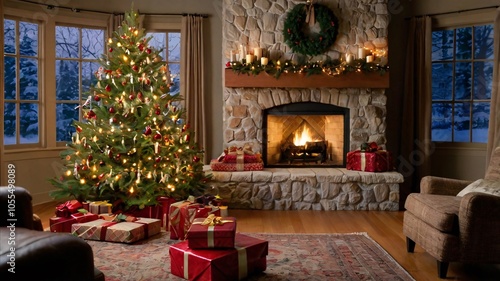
[206,0,403,211]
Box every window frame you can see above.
[3,16,43,149]
[431,9,496,149]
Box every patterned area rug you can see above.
[87,231,414,281]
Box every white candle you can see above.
[254,47,262,61]
[358,47,366,59]
[261,57,269,66]
[230,51,236,62]
[366,55,374,63]
[155,142,159,154]
[346,54,353,64]
[246,54,253,64]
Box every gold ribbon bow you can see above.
[305,0,315,26]
[201,214,224,226]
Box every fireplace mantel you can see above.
[224,69,390,89]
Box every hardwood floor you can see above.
[35,201,500,281]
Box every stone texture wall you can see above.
[222,0,390,154]
[205,167,403,211]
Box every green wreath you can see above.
[283,3,339,56]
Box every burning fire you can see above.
[293,126,319,146]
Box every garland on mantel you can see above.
[226,59,389,79]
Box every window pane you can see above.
[473,62,493,100]
[56,60,80,100]
[82,28,104,59]
[4,56,16,99]
[19,21,38,56]
[454,103,470,142]
[147,32,167,59]
[168,32,181,61]
[474,25,494,59]
[169,63,180,95]
[432,103,452,142]
[4,19,16,54]
[432,30,454,61]
[472,102,489,143]
[455,27,471,60]
[56,103,79,142]
[3,103,16,145]
[56,26,79,58]
[19,103,38,144]
[82,62,100,93]
[454,62,471,100]
[20,58,38,100]
[432,63,453,100]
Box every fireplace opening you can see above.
[263,102,350,167]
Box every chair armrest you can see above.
[458,192,500,262]
[0,186,34,229]
[420,176,472,196]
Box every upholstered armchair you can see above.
[403,148,500,278]
[0,186,105,281]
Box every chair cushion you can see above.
[457,179,500,197]
[404,193,461,233]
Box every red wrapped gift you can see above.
[55,200,83,218]
[71,217,161,243]
[169,201,220,240]
[124,196,176,230]
[210,159,264,171]
[186,217,237,249]
[346,150,394,172]
[170,233,268,281]
[49,212,99,232]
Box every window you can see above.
[146,31,181,95]
[55,25,105,142]
[431,24,493,143]
[3,18,40,145]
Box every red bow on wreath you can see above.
[305,0,315,26]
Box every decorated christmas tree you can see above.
[50,10,209,210]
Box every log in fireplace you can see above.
[263,102,349,168]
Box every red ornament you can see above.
[155,109,161,115]
[81,165,88,171]
[94,95,100,101]
[129,93,135,100]
[98,173,105,180]
[121,80,127,86]
[182,124,190,132]
[138,44,144,51]
[155,157,162,163]
[193,156,200,163]
[137,92,144,101]
[105,85,111,92]
[87,110,96,119]
[88,155,93,161]
[145,79,151,85]
[225,61,231,68]
[184,135,190,142]
[146,48,151,54]
[132,65,139,72]
[111,117,118,123]
[153,133,162,140]
[108,150,113,158]
[109,107,116,113]
[108,47,113,52]
[76,126,82,133]
[144,126,152,135]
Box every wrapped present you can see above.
[170,233,268,281]
[124,196,176,230]
[89,201,112,214]
[169,201,220,240]
[211,144,264,171]
[55,200,83,218]
[49,212,99,233]
[71,217,161,243]
[210,160,264,172]
[186,216,237,249]
[346,149,394,172]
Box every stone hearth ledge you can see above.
[203,166,404,211]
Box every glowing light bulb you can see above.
[80,179,86,184]
[66,170,72,176]
[129,186,134,193]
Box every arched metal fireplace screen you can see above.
[263,102,349,167]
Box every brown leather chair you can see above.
[0,186,105,281]
[403,148,500,278]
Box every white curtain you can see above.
[181,15,207,163]
[486,7,500,167]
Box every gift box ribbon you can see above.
[360,152,366,171]
[182,245,248,280]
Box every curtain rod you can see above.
[15,0,208,17]
[407,5,499,19]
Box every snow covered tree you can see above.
[50,9,210,210]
